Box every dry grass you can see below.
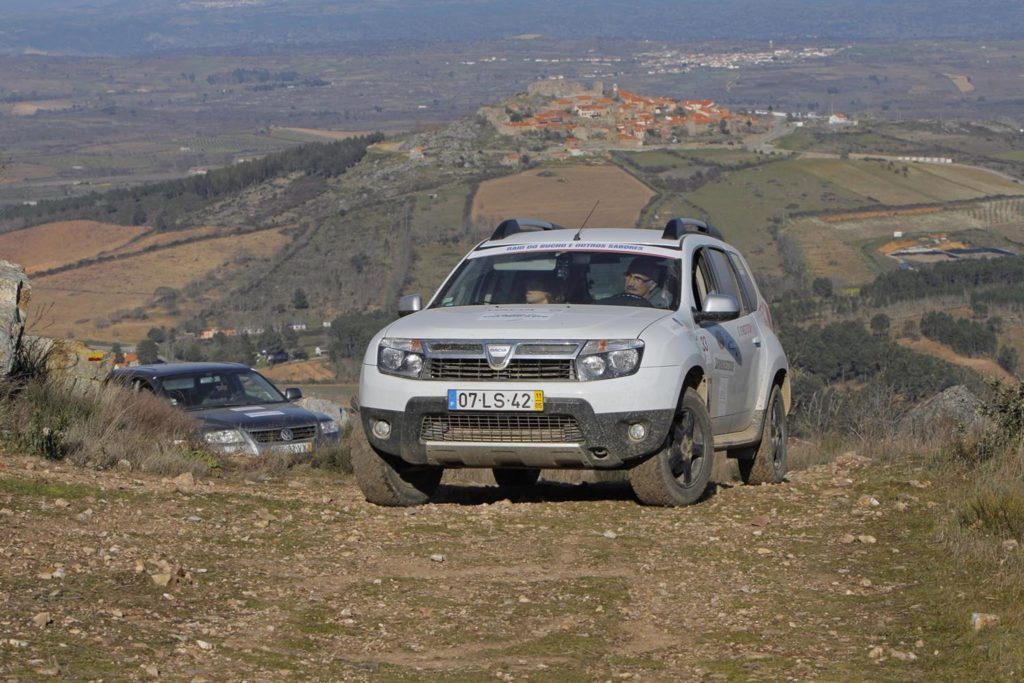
[897,337,1013,381]
[788,217,877,285]
[788,377,1024,616]
[0,162,54,184]
[820,205,946,224]
[6,99,74,116]
[944,73,976,94]
[269,126,376,141]
[105,225,224,255]
[801,158,1023,205]
[261,358,335,383]
[918,162,1024,196]
[0,376,215,477]
[27,228,290,340]
[471,164,654,229]
[0,221,147,274]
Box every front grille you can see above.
[249,425,317,443]
[420,414,584,443]
[425,358,575,381]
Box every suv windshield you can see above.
[433,250,681,310]
[158,370,286,409]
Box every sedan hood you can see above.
[191,403,329,431]
[384,305,671,340]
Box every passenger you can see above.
[524,273,561,304]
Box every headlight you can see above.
[577,340,644,381]
[319,419,339,435]
[378,338,425,378]
[203,429,245,444]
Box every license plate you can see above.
[272,442,313,454]
[447,389,544,411]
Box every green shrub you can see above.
[983,381,1024,446]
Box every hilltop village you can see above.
[478,80,765,158]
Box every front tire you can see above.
[629,388,714,506]
[352,424,442,506]
[738,384,787,485]
[492,468,541,488]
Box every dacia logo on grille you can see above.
[484,343,513,370]
[280,428,294,441]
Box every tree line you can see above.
[860,256,1024,307]
[918,311,998,358]
[779,319,978,409]
[0,133,384,233]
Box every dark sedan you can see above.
[109,362,341,457]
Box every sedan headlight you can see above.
[577,340,644,381]
[319,419,339,435]
[378,338,425,378]
[203,429,245,445]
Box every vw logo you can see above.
[280,428,294,441]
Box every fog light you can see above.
[372,420,392,439]
[627,423,647,442]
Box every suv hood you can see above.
[384,305,671,340]
[191,403,329,431]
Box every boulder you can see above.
[16,336,114,383]
[295,396,351,434]
[898,385,986,437]
[0,260,31,377]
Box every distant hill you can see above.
[2,0,1023,56]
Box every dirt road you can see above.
[0,452,1012,681]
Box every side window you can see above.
[239,374,277,402]
[727,251,758,313]
[690,248,714,311]
[706,248,746,314]
[131,378,155,393]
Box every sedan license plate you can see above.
[448,389,544,412]
[272,442,313,454]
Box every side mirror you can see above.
[285,387,303,401]
[694,293,741,324]
[398,294,422,317]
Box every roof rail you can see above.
[661,217,724,241]
[490,218,565,240]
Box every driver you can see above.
[598,257,662,307]
[623,258,661,301]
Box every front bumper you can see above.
[206,431,341,458]
[360,397,673,469]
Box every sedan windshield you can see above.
[433,250,681,310]
[158,370,286,409]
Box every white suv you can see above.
[354,218,790,507]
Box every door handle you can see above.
[752,337,762,347]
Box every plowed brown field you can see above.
[27,229,290,340]
[0,221,147,274]
[471,165,654,229]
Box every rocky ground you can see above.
[0,450,1020,681]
